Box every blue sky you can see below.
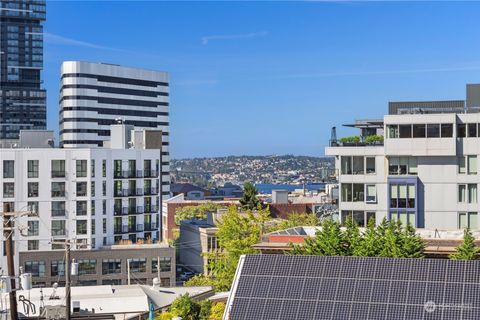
[44,1,480,158]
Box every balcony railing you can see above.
[144,223,157,231]
[51,210,66,217]
[144,170,158,178]
[51,191,66,198]
[52,229,66,236]
[114,225,129,234]
[144,205,159,213]
[144,188,158,195]
[51,170,66,178]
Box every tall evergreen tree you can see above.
[239,182,260,210]
[450,228,480,260]
[400,223,425,258]
[353,218,380,257]
[292,218,345,256]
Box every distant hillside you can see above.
[171,155,335,188]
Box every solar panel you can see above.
[225,255,480,320]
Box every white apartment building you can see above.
[58,61,170,198]
[326,113,480,230]
[0,127,176,286]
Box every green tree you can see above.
[208,303,226,320]
[400,223,425,258]
[198,300,213,320]
[184,275,216,287]
[170,293,200,320]
[343,217,362,256]
[352,218,381,257]
[379,220,404,258]
[175,203,221,225]
[267,212,321,232]
[239,182,260,210]
[292,218,345,256]
[450,229,480,260]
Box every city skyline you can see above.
[43,1,480,158]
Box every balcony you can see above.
[51,191,66,198]
[51,170,66,178]
[114,206,125,216]
[114,225,129,234]
[144,188,158,196]
[144,170,158,178]
[144,223,157,231]
[144,205,158,213]
[136,188,143,196]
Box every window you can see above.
[51,260,65,277]
[352,184,364,202]
[102,181,106,196]
[28,182,39,197]
[76,160,87,177]
[28,160,39,178]
[469,184,478,204]
[102,160,106,177]
[51,220,66,236]
[341,156,352,175]
[91,160,95,177]
[91,200,96,215]
[387,125,399,138]
[441,123,453,137]
[426,124,440,138]
[102,279,121,285]
[3,183,14,198]
[103,200,107,215]
[468,123,477,138]
[91,219,96,235]
[76,220,88,235]
[51,160,65,178]
[388,157,417,175]
[76,201,87,216]
[51,182,65,197]
[129,258,146,273]
[366,157,376,174]
[25,261,45,277]
[390,184,415,209]
[458,212,478,229]
[412,124,426,138]
[28,221,39,236]
[207,236,219,251]
[457,124,466,138]
[76,182,87,197]
[28,201,39,214]
[128,160,136,177]
[78,260,96,275]
[341,183,352,202]
[102,259,121,274]
[52,201,65,217]
[468,156,477,175]
[28,240,39,251]
[152,257,172,272]
[366,185,377,203]
[459,156,466,174]
[3,160,14,178]
[390,211,416,226]
[91,181,95,197]
[399,125,411,138]
[459,184,477,204]
[114,160,122,178]
[103,218,107,233]
[341,211,372,227]
[352,156,364,175]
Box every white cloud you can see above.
[43,32,122,51]
[201,30,269,45]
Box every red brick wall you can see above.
[268,235,306,244]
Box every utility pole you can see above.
[3,203,18,320]
[51,240,72,320]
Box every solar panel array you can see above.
[227,255,480,320]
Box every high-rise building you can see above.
[59,61,171,198]
[0,0,46,144]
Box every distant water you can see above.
[255,183,325,194]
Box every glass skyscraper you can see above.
[0,0,46,141]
